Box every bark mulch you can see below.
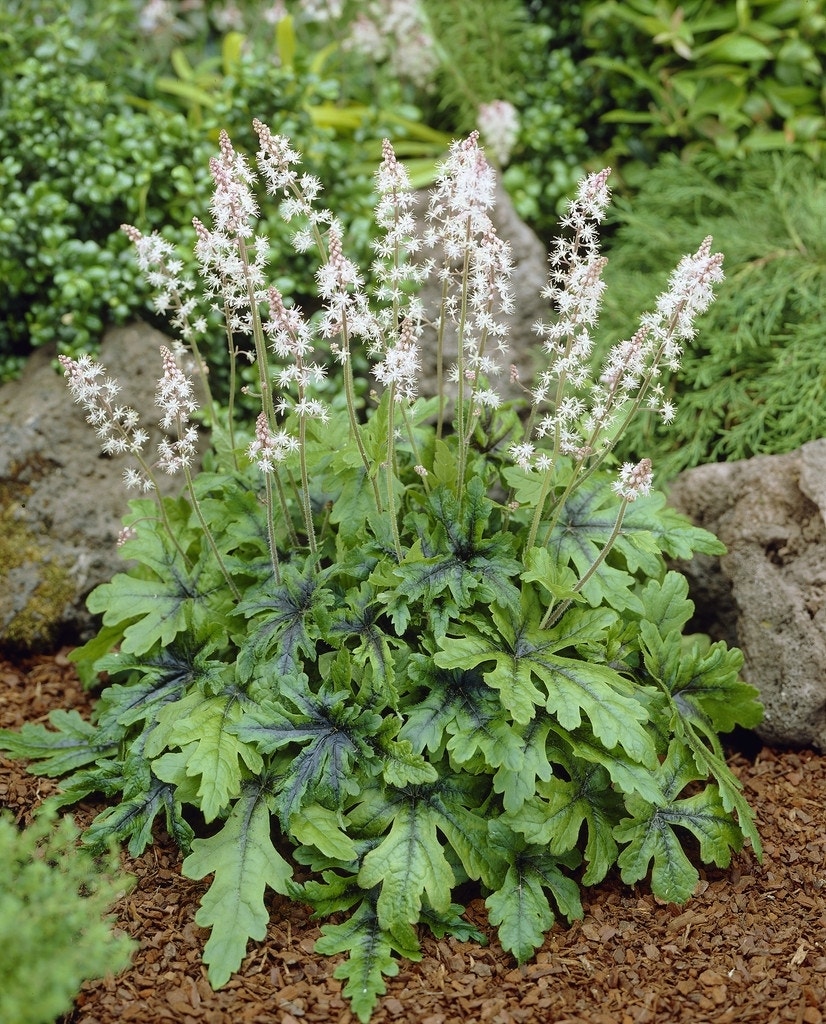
[2,651,825,1024]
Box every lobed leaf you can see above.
[0,711,117,777]
[235,671,379,822]
[614,740,747,903]
[183,781,293,988]
[358,800,455,940]
[486,828,583,964]
[315,896,421,1024]
[148,690,263,822]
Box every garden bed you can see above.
[1,651,824,1024]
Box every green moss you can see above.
[0,500,76,650]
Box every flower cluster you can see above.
[477,100,520,166]
[59,346,201,492]
[595,235,724,432]
[513,165,723,505]
[342,0,439,89]
[264,287,329,421]
[58,353,151,491]
[532,168,611,403]
[120,224,204,341]
[247,412,298,474]
[613,458,654,501]
[189,132,272,339]
[366,139,428,401]
[371,316,421,401]
[155,346,199,475]
[253,119,331,253]
[425,132,514,408]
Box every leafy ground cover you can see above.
[2,651,824,1024]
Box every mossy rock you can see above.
[0,489,78,652]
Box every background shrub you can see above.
[0,807,135,1024]
[0,1,422,386]
[581,0,826,179]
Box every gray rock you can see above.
[0,323,196,652]
[667,440,826,751]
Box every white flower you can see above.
[613,459,653,501]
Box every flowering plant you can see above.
[0,123,762,1021]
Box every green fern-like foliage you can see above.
[597,151,826,477]
[0,808,135,1024]
[419,0,531,130]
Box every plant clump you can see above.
[0,125,762,1023]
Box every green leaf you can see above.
[520,547,580,604]
[486,825,583,964]
[68,622,125,682]
[315,896,421,1023]
[436,605,656,767]
[420,903,487,943]
[88,501,221,652]
[424,777,503,886]
[629,493,725,560]
[645,624,761,734]
[82,773,193,857]
[289,803,358,862]
[680,734,763,863]
[94,639,228,732]
[358,800,455,940]
[545,478,646,612]
[325,583,399,707]
[614,740,745,903]
[486,863,553,964]
[234,670,380,822]
[399,656,505,757]
[505,742,624,886]
[328,460,380,541]
[492,714,554,814]
[561,726,665,806]
[147,690,263,822]
[183,780,293,987]
[431,438,458,489]
[392,478,521,625]
[297,870,364,917]
[637,571,695,637]
[535,656,654,763]
[698,33,774,63]
[501,464,546,507]
[275,12,296,69]
[87,539,224,657]
[0,711,117,776]
[155,76,218,109]
[379,738,439,788]
[236,560,334,682]
[433,615,545,726]
[195,478,270,560]
[638,622,762,861]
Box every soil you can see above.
[2,650,825,1024]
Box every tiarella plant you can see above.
[0,123,762,1022]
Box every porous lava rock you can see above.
[668,439,826,751]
